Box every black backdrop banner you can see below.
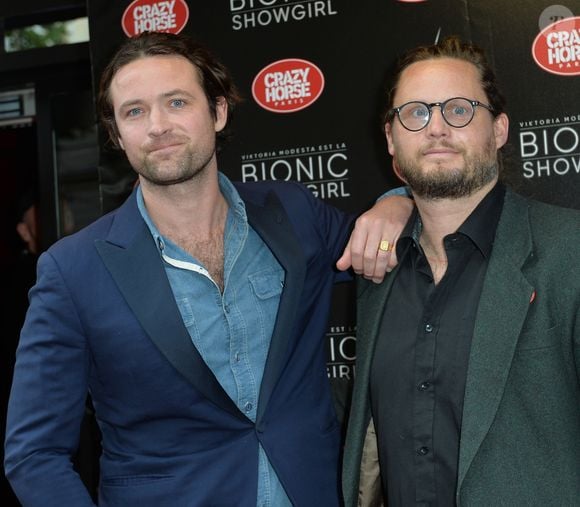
[87,0,580,423]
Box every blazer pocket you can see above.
[515,323,560,352]
[102,474,173,487]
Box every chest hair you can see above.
[173,232,225,291]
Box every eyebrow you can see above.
[118,99,143,111]
[161,89,195,99]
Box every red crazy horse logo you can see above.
[532,16,580,76]
[122,0,189,37]
[252,58,325,113]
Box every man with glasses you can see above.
[342,36,580,506]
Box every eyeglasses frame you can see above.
[388,97,495,132]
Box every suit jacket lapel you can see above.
[243,192,306,423]
[356,263,404,381]
[458,190,535,489]
[95,193,246,421]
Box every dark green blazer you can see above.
[342,189,580,506]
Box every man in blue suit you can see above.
[5,32,411,506]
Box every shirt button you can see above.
[425,323,433,333]
[234,352,240,362]
[418,381,431,391]
[417,446,430,456]
[244,402,253,412]
[224,304,230,313]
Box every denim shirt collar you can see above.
[136,172,248,265]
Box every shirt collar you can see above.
[136,171,248,253]
[397,182,506,259]
[456,182,505,257]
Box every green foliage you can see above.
[5,22,69,52]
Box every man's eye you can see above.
[409,106,428,118]
[451,106,468,115]
[127,108,142,117]
[171,99,185,108]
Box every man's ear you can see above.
[214,97,228,132]
[385,122,396,157]
[493,112,509,150]
[385,122,407,183]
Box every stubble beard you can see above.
[137,144,215,187]
[397,137,499,200]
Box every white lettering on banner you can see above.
[264,68,311,102]
[264,68,310,86]
[546,29,580,48]
[522,158,580,178]
[519,116,580,178]
[231,0,337,31]
[326,326,356,379]
[230,0,279,10]
[241,151,278,161]
[532,16,580,75]
[133,0,177,34]
[134,0,175,18]
[547,45,580,66]
[252,58,323,113]
[239,142,351,200]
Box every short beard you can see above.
[397,138,498,200]
[138,147,214,187]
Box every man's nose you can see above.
[425,106,450,137]
[148,107,171,136]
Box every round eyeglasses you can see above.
[388,97,494,132]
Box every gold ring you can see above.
[379,240,392,252]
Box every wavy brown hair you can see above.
[97,31,242,150]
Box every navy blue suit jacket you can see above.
[5,180,354,506]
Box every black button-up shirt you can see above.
[370,184,505,506]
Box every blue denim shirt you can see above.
[137,173,291,506]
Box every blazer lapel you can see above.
[243,192,306,423]
[95,193,246,421]
[457,190,536,489]
[356,265,403,378]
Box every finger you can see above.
[366,237,397,282]
[385,230,403,272]
[386,247,399,272]
[369,246,392,283]
[336,237,353,271]
[348,224,370,274]
[362,228,386,278]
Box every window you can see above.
[4,16,89,53]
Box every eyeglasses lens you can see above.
[443,98,474,127]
